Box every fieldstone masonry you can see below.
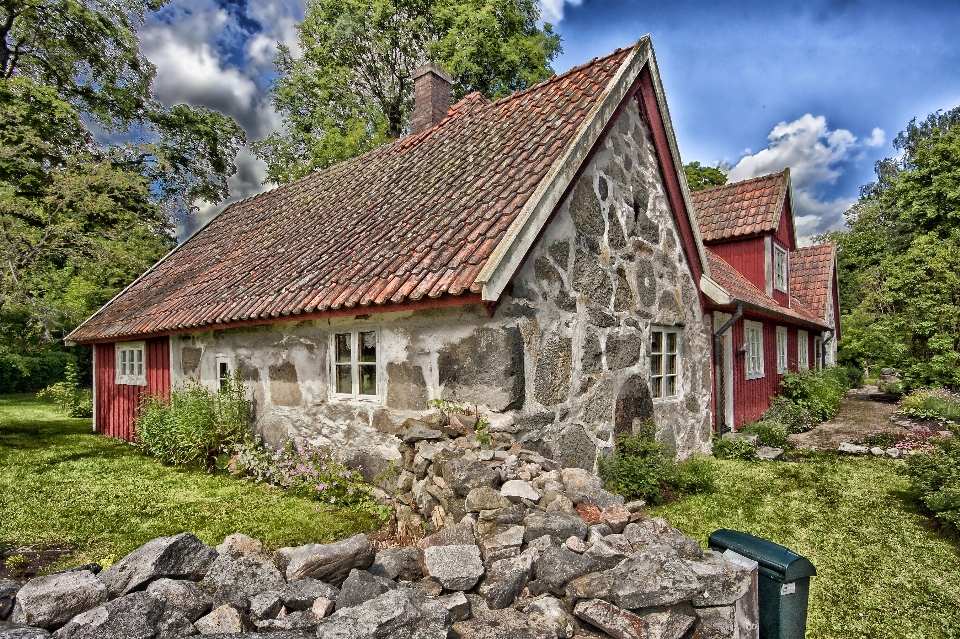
[167,100,712,470]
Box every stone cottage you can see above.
[67,37,717,469]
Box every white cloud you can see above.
[865,127,886,147]
[538,0,582,24]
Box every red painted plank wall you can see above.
[774,197,796,250]
[95,337,170,441]
[709,238,767,293]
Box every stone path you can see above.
[787,385,899,451]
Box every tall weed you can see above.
[38,360,92,418]
[778,367,849,423]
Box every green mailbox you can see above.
[708,529,817,639]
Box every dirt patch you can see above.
[788,385,900,451]
[0,546,74,581]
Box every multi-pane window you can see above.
[217,356,231,390]
[798,330,809,370]
[651,327,680,400]
[814,337,823,371]
[744,321,764,379]
[776,326,788,374]
[774,245,788,292]
[116,342,146,386]
[334,330,379,398]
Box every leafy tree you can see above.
[253,0,562,183]
[684,161,727,191]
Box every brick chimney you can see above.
[409,63,452,135]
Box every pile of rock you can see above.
[0,419,759,639]
[837,442,902,458]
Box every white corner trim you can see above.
[700,275,732,306]
[476,38,651,301]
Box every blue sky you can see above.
[139,0,960,242]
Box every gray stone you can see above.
[477,555,533,609]
[215,534,266,560]
[606,334,643,370]
[204,554,285,601]
[385,362,429,411]
[565,536,587,553]
[268,362,301,406]
[416,518,477,567]
[561,468,603,494]
[624,500,646,513]
[412,578,443,598]
[438,592,471,623]
[685,552,753,607]
[838,442,869,455]
[870,446,886,457]
[614,377,654,438]
[570,488,625,509]
[533,337,573,407]
[886,447,901,458]
[581,332,603,375]
[336,569,396,610]
[572,252,613,307]
[500,480,541,503]
[450,609,555,639]
[442,459,501,497]
[98,533,218,597]
[635,260,656,306]
[185,633,310,639]
[422,545,484,591]
[51,591,164,639]
[600,504,631,533]
[156,613,200,639]
[272,548,296,575]
[247,591,282,622]
[565,572,613,601]
[281,579,339,611]
[314,588,449,639]
[312,597,336,620]
[0,581,21,621]
[437,327,525,412]
[534,547,600,594]
[555,425,596,472]
[756,446,784,461]
[573,599,646,639]
[522,596,575,639]
[255,610,317,633]
[584,538,630,570]
[369,547,422,582]
[523,513,589,543]
[722,432,758,447]
[641,603,698,639]
[145,578,212,622]
[285,534,375,585]
[194,604,247,635]
[689,605,735,639]
[0,621,51,638]
[465,488,508,513]
[569,177,604,237]
[401,425,446,444]
[479,525,525,563]
[10,571,107,630]
[607,550,701,609]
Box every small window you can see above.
[116,341,147,386]
[744,321,764,380]
[774,245,788,293]
[798,330,809,370]
[217,356,231,390]
[776,326,788,374]
[333,330,379,398]
[651,327,680,400]
[814,337,823,371]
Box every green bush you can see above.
[904,427,960,533]
[136,373,251,470]
[0,352,73,393]
[599,423,716,505]
[742,420,788,448]
[37,360,92,418]
[761,396,818,434]
[899,387,960,422]
[778,367,849,422]
[712,436,759,461]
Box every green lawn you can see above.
[0,394,378,569]
[652,454,960,639]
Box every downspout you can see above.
[822,328,835,367]
[713,303,743,433]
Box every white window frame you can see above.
[773,245,788,293]
[776,326,788,374]
[744,321,765,380]
[650,326,681,401]
[814,337,823,371]
[216,355,231,391]
[116,341,147,386]
[330,329,381,400]
[798,330,809,370]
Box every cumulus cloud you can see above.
[725,114,876,243]
[538,0,582,24]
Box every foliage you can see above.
[37,359,91,418]
[230,439,375,509]
[861,428,902,449]
[4,553,27,575]
[761,395,819,434]
[0,352,73,393]
[777,367,849,423]
[425,397,490,445]
[898,387,960,422]
[711,436,759,461]
[904,427,960,534]
[741,420,788,448]
[253,0,562,183]
[0,393,377,570]
[683,161,727,191]
[135,374,251,470]
[599,423,716,505]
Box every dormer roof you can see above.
[790,243,836,320]
[690,169,791,242]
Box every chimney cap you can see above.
[412,62,453,84]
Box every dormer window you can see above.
[774,245,788,293]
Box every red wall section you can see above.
[772,240,790,308]
[710,238,767,293]
[774,197,796,250]
[95,337,170,441]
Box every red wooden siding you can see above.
[95,337,170,441]
[710,238,766,293]
[772,239,790,308]
[774,195,796,250]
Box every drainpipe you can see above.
[713,303,743,433]
[822,328,835,367]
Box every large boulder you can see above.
[335,570,396,610]
[369,547,422,582]
[450,609,554,639]
[685,552,753,607]
[573,599,646,639]
[98,533,217,597]
[51,591,164,639]
[522,514,588,544]
[9,571,107,630]
[421,546,484,591]
[145,577,212,622]
[314,588,449,639]
[0,580,21,620]
[607,548,701,609]
[532,547,599,595]
[477,555,533,609]
[280,579,338,612]
[522,596,575,639]
[442,459,500,497]
[203,554,285,602]
[285,534,375,585]
[0,621,51,638]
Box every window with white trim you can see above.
[798,330,809,370]
[333,330,379,398]
[651,327,681,400]
[744,321,764,380]
[216,355,231,390]
[776,326,788,374]
[116,341,146,386]
[814,337,823,371]
[774,245,788,293]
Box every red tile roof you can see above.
[705,248,826,328]
[690,170,788,242]
[790,243,835,320]
[68,47,635,343]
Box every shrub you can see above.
[899,388,960,422]
[843,364,865,389]
[599,422,715,505]
[861,428,904,449]
[742,421,788,448]
[712,436,759,461]
[0,352,73,393]
[38,360,92,418]
[135,373,251,470]
[761,396,818,434]
[904,428,960,533]
[778,368,849,422]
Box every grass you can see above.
[652,453,960,639]
[0,394,378,570]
